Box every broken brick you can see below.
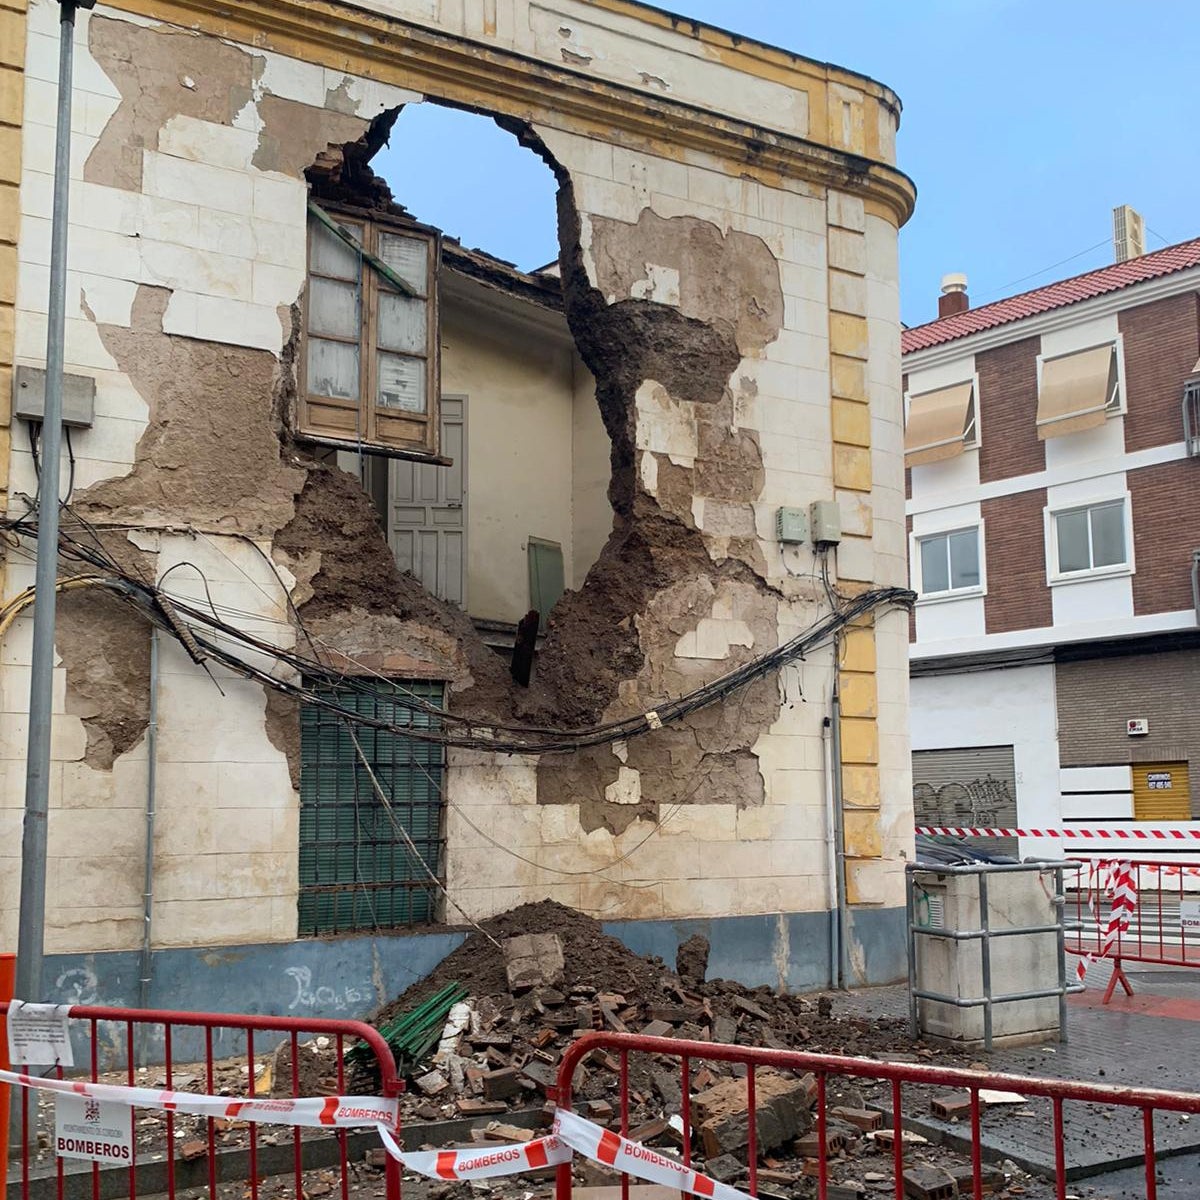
[902,1166,956,1200]
[484,1122,535,1143]
[180,1141,207,1163]
[628,1118,669,1143]
[828,1185,867,1200]
[504,933,565,994]
[648,1004,695,1024]
[795,1129,846,1158]
[930,1094,972,1121]
[585,1100,614,1121]
[641,1020,674,1039]
[519,1060,558,1096]
[532,1028,558,1048]
[830,1107,883,1133]
[733,996,770,1021]
[946,1165,1006,1195]
[455,1099,509,1116]
[693,1070,813,1158]
[415,1071,449,1097]
[712,1016,738,1045]
[703,1155,743,1183]
[482,1067,522,1100]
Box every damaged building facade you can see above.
[0,0,916,1011]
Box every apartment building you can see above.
[902,238,1200,860]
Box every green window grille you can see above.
[298,680,445,936]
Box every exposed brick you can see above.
[1057,648,1200,814]
[977,335,1043,483]
[1119,292,1200,453]
[982,488,1052,634]
[1129,458,1199,615]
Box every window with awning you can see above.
[904,381,977,467]
[1036,343,1120,440]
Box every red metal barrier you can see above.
[554,1030,1200,1200]
[0,1003,402,1200]
[0,955,14,1170]
[1067,857,1200,1000]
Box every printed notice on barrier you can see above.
[55,1094,134,1166]
[1181,900,1200,934]
[6,1002,73,1066]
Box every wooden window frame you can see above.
[299,202,447,464]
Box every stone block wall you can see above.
[1,0,915,980]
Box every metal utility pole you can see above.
[15,0,92,1005]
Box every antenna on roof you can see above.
[1113,205,1146,263]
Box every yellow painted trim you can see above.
[99,0,916,224]
[0,0,20,525]
[582,0,904,127]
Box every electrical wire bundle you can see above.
[0,505,914,755]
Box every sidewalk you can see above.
[831,962,1200,1188]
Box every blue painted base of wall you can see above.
[37,907,905,1066]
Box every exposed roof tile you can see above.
[902,237,1200,356]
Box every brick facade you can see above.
[1119,293,1200,453]
[982,488,1052,634]
[977,335,1043,484]
[1057,647,1200,814]
[1129,458,1200,615]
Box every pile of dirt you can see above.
[356,901,1029,1198]
[375,900,928,1063]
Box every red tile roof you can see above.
[902,237,1200,355]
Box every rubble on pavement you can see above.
[351,901,1063,1198]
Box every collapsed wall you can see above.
[0,0,915,978]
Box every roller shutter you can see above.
[913,745,1017,856]
[1132,761,1191,822]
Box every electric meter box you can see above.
[810,500,842,546]
[775,507,809,545]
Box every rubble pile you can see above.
[359,903,1039,1198]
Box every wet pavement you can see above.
[829,961,1200,1189]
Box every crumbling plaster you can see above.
[4,0,913,948]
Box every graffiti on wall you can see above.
[912,775,1017,828]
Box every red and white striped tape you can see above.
[0,1067,397,1129]
[916,826,1200,841]
[1075,860,1138,982]
[555,1107,754,1200]
[377,1127,572,1179]
[0,1067,752,1198]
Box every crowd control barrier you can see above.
[553,1029,1200,1200]
[1066,857,1200,1000]
[0,1002,402,1200]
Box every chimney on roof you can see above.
[938,273,969,318]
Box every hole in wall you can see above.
[305,101,608,667]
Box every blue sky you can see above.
[374,1,1198,328]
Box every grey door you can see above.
[913,745,1018,857]
[390,397,465,607]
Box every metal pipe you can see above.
[821,713,840,990]
[910,982,1085,1007]
[16,0,81,1008]
[1055,865,1069,1044]
[905,866,918,1039]
[829,674,849,989]
[979,872,993,1052]
[138,629,159,1028]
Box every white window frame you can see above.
[910,521,987,603]
[1043,492,1135,585]
[902,371,982,456]
[1034,334,1127,425]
